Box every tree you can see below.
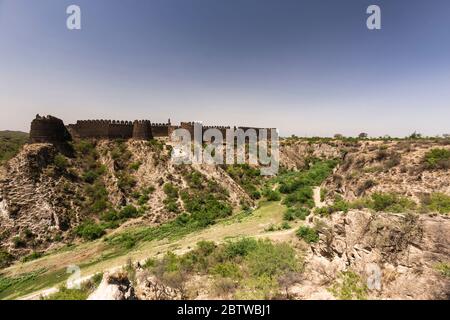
[358,133,368,139]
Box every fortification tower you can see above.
[132,120,153,140]
[30,114,71,144]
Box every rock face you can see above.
[0,144,77,255]
[305,210,450,300]
[88,272,136,300]
[134,269,182,300]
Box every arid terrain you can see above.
[0,133,449,300]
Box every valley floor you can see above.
[1,201,293,300]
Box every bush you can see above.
[119,205,139,219]
[163,183,179,199]
[223,238,258,259]
[129,162,141,171]
[53,154,69,171]
[421,193,450,214]
[245,241,298,277]
[0,250,14,269]
[329,271,367,300]
[21,251,43,263]
[296,226,319,244]
[283,187,314,208]
[211,262,242,279]
[264,189,281,201]
[284,207,310,221]
[423,148,450,169]
[75,220,106,241]
[82,170,99,184]
[435,263,450,278]
[12,236,26,248]
[371,192,416,213]
[117,174,137,193]
[315,196,349,216]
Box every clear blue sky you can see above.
[1,0,449,137]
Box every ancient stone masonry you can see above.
[30,115,71,143]
[29,115,274,144]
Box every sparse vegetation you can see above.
[420,193,450,214]
[329,270,367,300]
[423,148,450,170]
[435,263,450,278]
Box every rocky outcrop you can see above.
[0,144,78,255]
[88,272,136,300]
[134,269,182,300]
[304,210,450,300]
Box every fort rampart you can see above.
[29,115,274,143]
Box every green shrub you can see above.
[283,186,314,208]
[315,196,349,216]
[75,220,106,241]
[163,183,179,198]
[53,154,69,171]
[119,205,139,219]
[12,236,26,248]
[129,162,142,171]
[91,199,108,213]
[211,262,242,279]
[82,170,99,184]
[138,194,149,206]
[296,226,319,243]
[223,238,258,259]
[21,251,43,263]
[117,174,137,193]
[421,193,450,214]
[329,271,367,300]
[371,192,416,212]
[423,148,450,169]
[278,160,338,194]
[245,241,298,277]
[0,250,14,269]
[281,221,292,230]
[435,263,450,278]
[264,189,281,201]
[284,207,310,221]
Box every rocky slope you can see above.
[0,139,253,259]
[321,140,450,201]
[303,210,450,300]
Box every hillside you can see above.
[0,131,29,165]
[0,137,449,300]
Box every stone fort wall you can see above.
[29,115,274,143]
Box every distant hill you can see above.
[0,131,29,164]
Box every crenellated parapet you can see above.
[133,120,153,140]
[29,115,275,143]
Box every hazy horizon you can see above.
[1,0,450,137]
